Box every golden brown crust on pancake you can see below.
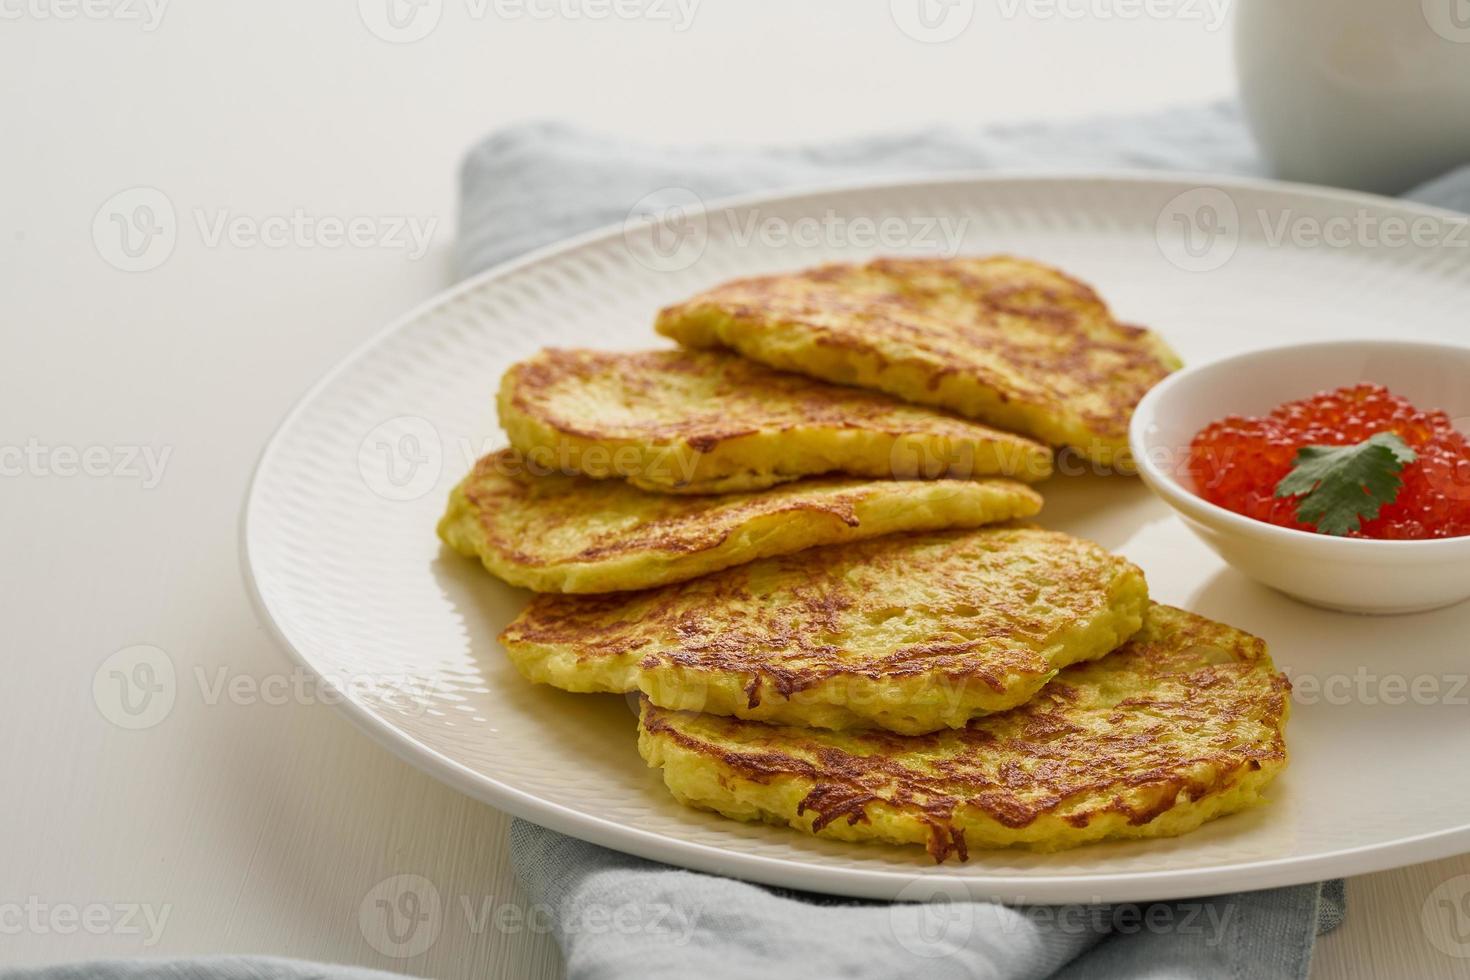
[500,524,1149,732]
[497,348,1053,492]
[655,256,1181,469]
[638,604,1290,859]
[438,449,1043,592]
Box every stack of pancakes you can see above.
[438,256,1291,861]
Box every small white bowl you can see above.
[1129,340,1470,615]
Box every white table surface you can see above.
[4,2,1469,977]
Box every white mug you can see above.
[1235,0,1470,194]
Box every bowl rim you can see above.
[1128,338,1470,556]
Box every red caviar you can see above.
[1188,384,1470,539]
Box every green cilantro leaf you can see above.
[1273,432,1417,536]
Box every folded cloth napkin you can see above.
[457,102,1263,276]
[23,102,1470,980]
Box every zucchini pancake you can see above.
[439,449,1043,593]
[638,604,1290,860]
[655,256,1181,469]
[498,347,1053,493]
[499,525,1148,734]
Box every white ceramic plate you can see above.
[244,173,1470,902]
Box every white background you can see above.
[3,1,1468,977]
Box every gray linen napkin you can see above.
[457,102,1262,276]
